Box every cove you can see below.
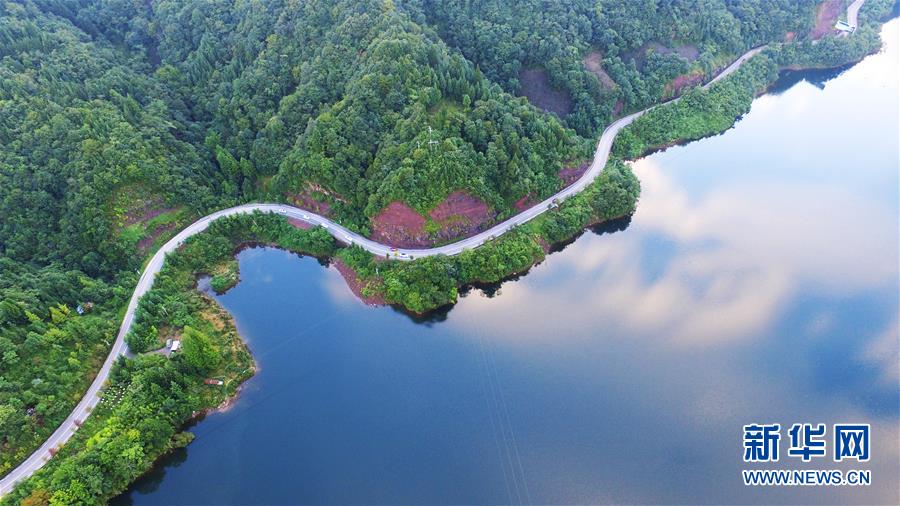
[114,19,899,505]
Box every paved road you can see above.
[848,0,865,29]
[0,9,863,493]
[248,45,767,261]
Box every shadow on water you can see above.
[459,215,634,302]
[589,215,632,236]
[388,216,633,325]
[390,302,454,325]
[769,7,900,97]
[197,218,632,328]
[111,418,202,506]
[548,215,633,255]
[769,64,855,94]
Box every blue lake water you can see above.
[115,19,899,505]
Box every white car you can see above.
[302,214,310,219]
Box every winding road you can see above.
[848,0,865,30]
[0,3,866,495]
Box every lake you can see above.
[115,19,899,505]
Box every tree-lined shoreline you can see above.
[1,0,894,503]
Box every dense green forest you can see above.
[0,0,892,503]
[405,0,820,134]
[0,260,125,475]
[1,0,876,279]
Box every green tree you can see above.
[180,326,219,373]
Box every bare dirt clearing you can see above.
[666,71,705,96]
[558,162,590,187]
[370,192,494,247]
[370,201,428,248]
[429,191,493,242]
[583,51,617,89]
[288,190,333,217]
[811,0,843,39]
[518,68,573,117]
[623,42,699,70]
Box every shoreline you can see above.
[2,6,886,500]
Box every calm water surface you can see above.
[116,20,899,505]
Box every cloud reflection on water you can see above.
[455,153,895,349]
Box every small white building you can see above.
[170,340,181,352]
[835,20,856,33]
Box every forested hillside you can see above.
[1,0,891,502]
[0,0,855,274]
[0,0,851,276]
[407,0,819,134]
[0,1,220,278]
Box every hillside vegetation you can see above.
[0,0,890,503]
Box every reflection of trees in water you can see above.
[463,271,529,300]
[399,215,634,326]
[112,434,193,504]
[590,215,633,236]
[549,215,633,254]
[471,215,632,298]
[769,64,853,94]
[392,301,453,325]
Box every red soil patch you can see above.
[665,71,704,97]
[810,0,842,40]
[513,194,540,212]
[518,68,573,117]
[558,162,590,187]
[287,190,333,217]
[613,99,625,117]
[583,51,617,89]
[429,191,493,243]
[784,31,797,42]
[287,218,312,230]
[429,191,491,224]
[370,192,494,248]
[333,258,385,306]
[370,201,428,248]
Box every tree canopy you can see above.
[0,0,888,502]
